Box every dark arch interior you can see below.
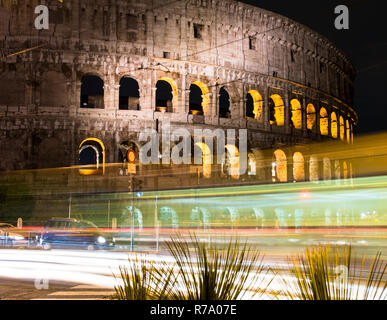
[189,84,203,114]
[119,77,140,110]
[246,93,254,118]
[219,87,230,118]
[80,75,104,109]
[156,80,173,112]
[79,147,97,166]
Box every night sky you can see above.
[240,0,386,134]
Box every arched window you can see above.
[293,152,305,182]
[306,104,316,130]
[79,138,105,175]
[273,149,287,182]
[331,112,338,139]
[156,80,173,112]
[339,116,345,140]
[219,87,230,118]
[309,156,319,181]
[194,142,212,178]
[346,119,351,144]
[269,94,285,126]
[119,77,140,110]
[319,107,328,136]
[246,90,263,120]
[290,99,302,129]
[80,75,104,109]
[189,81,209,115]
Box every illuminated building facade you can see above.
[0,0,357,183]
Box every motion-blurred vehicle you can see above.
[40,218,115,250]
[0,223,27,245]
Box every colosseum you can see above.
[0,0,358,187]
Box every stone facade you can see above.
[0,0,357,172]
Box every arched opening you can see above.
[80,75,104,109]
[309,156,319,182]
[189,81,209,115]
[247,152,256,176]
[319,107,328,136]
[190,207,211,227]
[323,157,332,181]
[119,77,140,110]
[334,160,341,180]
[339,116,345,140]
[122,206,143,230]
[351,123,354,144]
[156,78,177,112]
[246,90,263,120]
[79,138,105,175]
[219,87,231,118]
[269,94,285,126]
[343,161,348,180]
[158,206,179,228]
[194,142,212,178]
[224,144,240,179]
[293,152,305,182]
[273,149,287,182]
[290,99,302,129]
[306,104,316,130]
[346,120,351,144]
[331,112,338,139]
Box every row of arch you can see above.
[80,75,354,141]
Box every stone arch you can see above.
[122,205,143,230]
[189,81,209,115]
[319,107,328,136]
[119,77,140,110]
[269,94,285,126]
[80,75,104,109]
[273,149,287,182]
[40,71,67,107]
[309,155,319,182]
[306,103,316,130]
[343,161,348,180]
[78,138,105,175]
[251,148,265,180]
[246,90,263,120]
[334,160,341,180]
[323,157,332,180]
[224,144,240,179]
[194,142,212,178]
[339,116,345,140]
[155,77,177,112]
[190,207,211,226]
[158,206,179,228]
[219,87,231,118]
[290,99,302,129]
[346,119,350,144]
[331,111,338,139]
[293,152,305,182]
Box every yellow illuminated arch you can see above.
[158,77,178,98]
[319,107,328,136]
[225,144,240,179]
[192,81,210,114]
[346,119,350,144]
[339,116,345,141]
[293,152,305,182]
[310,155,319,182]
[274,149,287,182]
[331,112,338,139]
[270,94,285,126]
[248,90,263,120]
[79,138,105,175]
[306,104,316,130]
[290,99,302,129]
[194,142,212,178]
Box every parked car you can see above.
[0,223,27,246]
[40,218,115,250]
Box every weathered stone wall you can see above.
[0,0,357,171]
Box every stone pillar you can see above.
[284,90,290,134]
[263,84,270,131]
